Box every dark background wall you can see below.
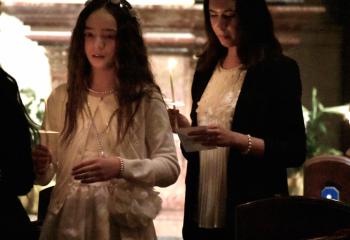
[2,0,350,153]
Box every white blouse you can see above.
[196,64,246,228]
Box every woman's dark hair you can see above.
[64,0,158,142]
[0,67,39,144]
[198,0,282,71]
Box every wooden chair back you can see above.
[235,196,350,240]
[304,155,350,203]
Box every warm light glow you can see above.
[167,58,177,74]
[0,12,52,124]
[2,0,195,5]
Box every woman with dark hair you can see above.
[168,0,306,239]
[0,67,37,239]
[32,0,180,239]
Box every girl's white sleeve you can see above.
[121,94,180,187]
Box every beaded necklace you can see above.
[88,87,116,95]
[86,103,105,157]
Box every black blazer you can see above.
[182,55,306,239]
[0,68,35,239]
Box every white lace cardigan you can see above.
[35,83,180,223]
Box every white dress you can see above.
[196,64,246,228]
[37,84,180,240]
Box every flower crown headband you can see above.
[84,0,137,18]
[109,0,132,9]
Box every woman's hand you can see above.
[32,144,52,176]
[167,109,191,132]
[188,125,238,147]
[72,155,122,184]
[188,125,265,156]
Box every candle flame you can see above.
[167,58,177,73]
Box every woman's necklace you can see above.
[88,87,116,95]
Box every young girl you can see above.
[32,0,180,239]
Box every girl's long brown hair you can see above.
[63,0,159,142]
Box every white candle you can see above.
[170,73,175,104]
[167,58,177,107]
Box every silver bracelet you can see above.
[242,134,252,155]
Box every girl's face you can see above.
[84,8,117,70]
[209,0,237,48]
